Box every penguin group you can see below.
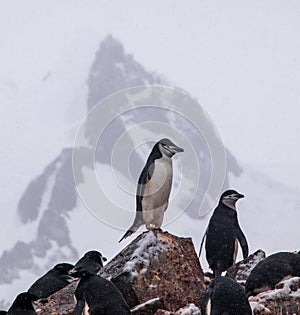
[1,250,130,314]
[2,138,299,314]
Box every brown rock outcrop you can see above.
[36,281,77,315]
[104,230,205,312]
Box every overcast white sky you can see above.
[1,1,300,191]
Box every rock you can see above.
[104,231,205,312]
[36,281,77,315]
[249,277,300,315]
[226,249,266,285]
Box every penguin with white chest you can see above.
[119,138,184,242]
[201,190,249,277]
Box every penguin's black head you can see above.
[158,138,184,157]
[53,263,74,273]
[220,189,244,209]
[83,250,107,266]
[11,292,38,309]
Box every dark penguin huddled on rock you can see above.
[6,292,38,315]
[27,263,74,299]
[119,138,184,242]
[70,250,107,276]
[74,271,131,315]
[201,276,252,315]
[245,251,300,297]
[200,190,248,277]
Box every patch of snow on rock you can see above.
[123,231,166,276]
[261,277,300,301]
[236,250,266,285]
[250,301,271,314]
[176,303,201,315]
[131,297,161,312]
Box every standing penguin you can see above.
[27,263,74,298]
[201,190,248,277]
[74,272,130,315]
[201,276,252,315]
[245,251,300,297]
[119,138,184,242]
[7,292,37,315]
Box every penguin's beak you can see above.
[235,193,244,199]
[102,256,107,262]
[169,145,184,153]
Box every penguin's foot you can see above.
[147,224,161,230]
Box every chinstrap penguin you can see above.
[201,189,248,277]
[119,138,184,242]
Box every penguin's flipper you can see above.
[74,298,85,315]
[198,227,207,257]
[235,226,249,259]
[119,211,144,243]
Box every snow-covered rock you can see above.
[250,277,300,315]
[226,249,266,285]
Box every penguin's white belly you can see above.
[233,238,239,264]
[142,157,172,229]
[83,301,89,315]
[206,298,211,315]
